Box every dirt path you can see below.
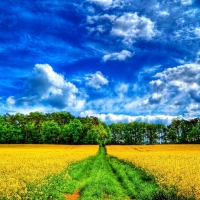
[65,190,80,200]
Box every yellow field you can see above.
[107,145,200,199]
[0,144,98,199]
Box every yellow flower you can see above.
[107,144,200,199]
[0,144,98,199]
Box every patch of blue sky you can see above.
[0,0,200,124]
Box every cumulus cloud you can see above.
[23,64,79,108]
[127,63,200,119]
[80,110,178,125]
[6,64,86,112]
[85,71,109,89]
[111,13,156,44]
[0,64,88,115]
[80,63,200,119]
[148,63,200,116]
[154,64,200,91]
[102,50,133,62]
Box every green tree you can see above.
[167,118,181,143]
[109,122,124,144]
[96,121,111,146]
[24,122,37,143]
[188,120,200,143]
[40,121,61,143]
[146,124,158,144]
[83,126,98,144]
[61,124,72,144]
[68,119,84,144]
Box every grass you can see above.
[15,146,193,199]
[72,146,129,199]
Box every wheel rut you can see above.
[65,146,182,200]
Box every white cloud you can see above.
[115,83,129,95]
[85,71,109,89]
[150,79,165,91]
[139,65,161,79]
[194,27,200,37]
[80,110,178,125]
[24,64,79,108]
[5,64,86,112]
[87,14,116,36]
[148,93,162,104]
[180,0,194,5]
[95,25,105,33]
[186,103,200,112]
[185,103,200,117]
[111,13,156,44]
[158,11,170,16]
[0,64,87,114]
[154,64,200,91]
[174,24,200,42]
[102,50,133,62]
[79,63,200,120]
[6,96,15,106]
[149,63,200,116]
[87,14,116,24]
[88,0,113,7]
[87,95,148,116]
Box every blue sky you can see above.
[1,0,200,124]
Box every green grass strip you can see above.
[77,146,129,200]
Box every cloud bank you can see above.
[80,110,178,125]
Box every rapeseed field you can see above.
[0,144,98,199]
[107,144,200,199]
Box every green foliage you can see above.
[0,112,111,145]
[1,111,200,144]
[83,126,98,144]
[68,119,84,144]
[109,118,200,144]
[96,121,111,146]
[41,121,61,143]
[61,124,72,143]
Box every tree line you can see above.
[109,118,200,144]
[0,111,110,145]
[0,111,200,145]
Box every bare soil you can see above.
[65,190,80,200]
